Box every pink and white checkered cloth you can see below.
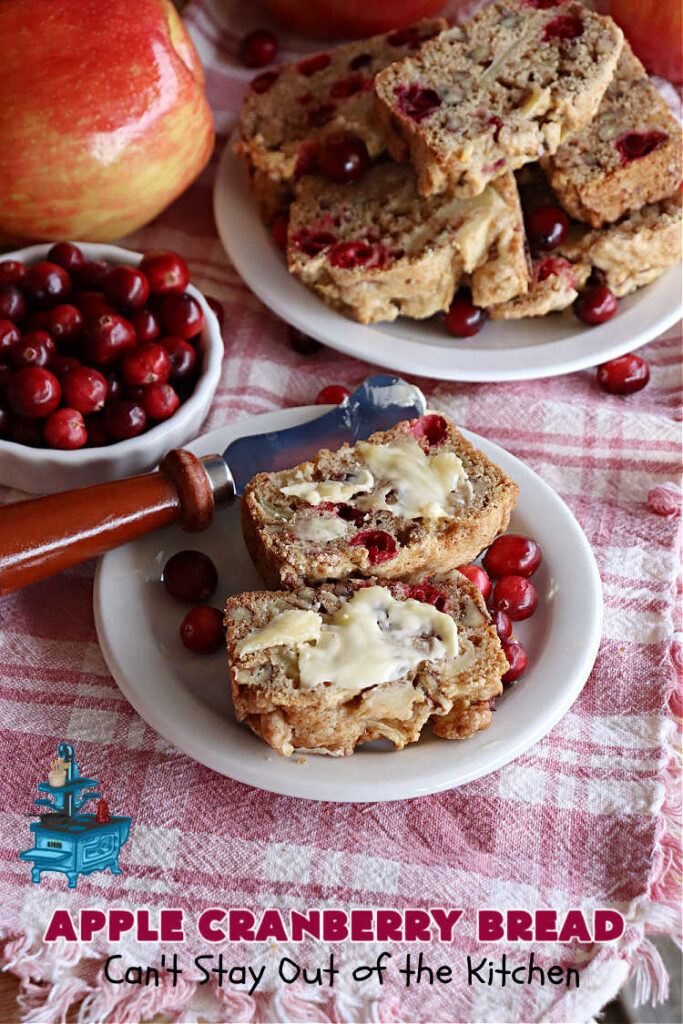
[0,2,680,1021]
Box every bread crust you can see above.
[241,414,519,589]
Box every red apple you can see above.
[265,0,446,38]
[599,0,682,82]
[0,0,214,243]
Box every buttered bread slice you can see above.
[241,414,518,589]
[225,574,508,757]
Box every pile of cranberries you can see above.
[0,243,218,450]
[457,533,543,685]
[162,549,224,655]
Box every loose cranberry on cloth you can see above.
[0,3,680,1023]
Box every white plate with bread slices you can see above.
[94,405,602,802]
[215,141,682,383]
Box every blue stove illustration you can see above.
[19,742,131,888]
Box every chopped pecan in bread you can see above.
[225,573,508,757]
[241,414,519,589]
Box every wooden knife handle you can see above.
[0,449,217,595]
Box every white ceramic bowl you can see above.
[0,243,223,494]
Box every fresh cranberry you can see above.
[387,26,421,47]
[73,291,114,318]
[574,283,618,326]
[349,529,398,564]
[44,407,88,450]
[457,564,492,599]
[597,353,650,395]
[126,385,147,404]
[318,137,370,184]
[240,28,278,68]
[158,292,204,340]
[270,213,289,250]
[445,289,486,337]
[406,581,448,611]
[122,342,171,386]
[0,284,26,322]
[329,75,371,99]
[542,15,584,41]
[25,262,71,308]
[307,103,336,128]
[139,251,190,296]
[410,413,449,447]
[7,367,61,419]
[47,242,84,273]
[501,638,528,683]
[105,265,150,311]
[492,575,538,620]
[104,400,147,440]
[205,295,225,329]
[491,609,512,640]
[0,362,12,392]
[536,256,573,283]
[328,240,390,269]
[46,303,84,345]
[82,314,137,366]
[395,83,441,122]
[85,414,110,447]
[295,142,318,176]
[616,131,668,165]
[51,355,81,380]
[288,326,321,355]
[61,365,108,414]
[315,384,351,404]
[180,605,225,655]
[105,371,125,401]
[298,53,331,76]
[293,228,336,257]
[75,259,109,289]
[0,320,20,354]
[163,549,218,603]
[484,535,543,578]
[10,416,45,446]
[160,336,198,379]
[349,52,372,70]
[251,70,278,93]
[143,382,180,421]
[0,260,27,286]
[130,307,160,343]
[10,330,55,368]
[0,405,9,437]
[526,204,569,251]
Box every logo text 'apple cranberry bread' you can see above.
[287,163,530,323]
[241,414,519,589]
[225,574,509,757]
[234,19,446,221]
[373,1,624,198]
[540,44,683,229]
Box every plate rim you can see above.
[214,137,682,383]
[94,406,603,802]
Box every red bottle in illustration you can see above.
[96,797,110,824]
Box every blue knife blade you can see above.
[222,375,426,497]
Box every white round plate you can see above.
[95,406,602,802]
[214,140,681,382]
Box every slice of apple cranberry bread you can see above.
[225,573,508,757]
[373,1,624,198]
[234,19,446,221]
[287,163,529,323]
[241,413,519,590]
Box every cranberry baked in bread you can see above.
[288,163,529,323]
[225,573,508,757]
[234,19,446,221]
[373,1,624,197]
[542,45,683,228]
[241,414,519,589]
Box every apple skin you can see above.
[0,0,214,244]
[265,0,446,38]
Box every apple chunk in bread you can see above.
[225,574,509,757]
[241,414,519,589]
